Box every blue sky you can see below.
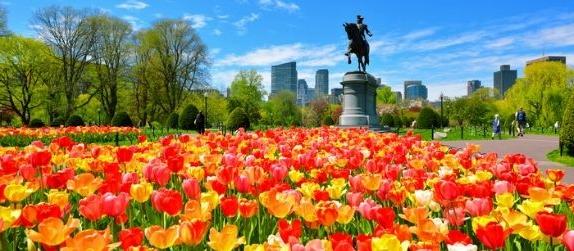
[3,0,574,100]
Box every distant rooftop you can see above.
[526,56,566,66]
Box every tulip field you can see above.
[0,126,574,251]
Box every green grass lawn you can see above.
[546,149,574,167]
[397,127,512,141]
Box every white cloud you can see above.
[217,15,229,20]
[233,13,260,34]
[401,28,437,40]
[211,48,222,55]
[259,0,299,12]
[485,37,514,49]
[116,0,149,10]
[215,43,340,67]
[213,29,223,36]
[525,24,574,48]
[122,15,144,31]
[183,14,211,29]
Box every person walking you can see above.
[515,108,527,137]
[492,114,501,139]
[194,111,205,134]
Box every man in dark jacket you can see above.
[515,108,527,137]
[194,111,205,134]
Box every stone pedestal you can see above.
[339,71,379,128]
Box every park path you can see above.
[446,135,574,184]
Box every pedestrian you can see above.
[554,121,560,134]
[515,107,527,137]
[194,111,205,134]
[492,114,501,139]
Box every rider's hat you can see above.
[357,15,364,20]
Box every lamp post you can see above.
[440,92,444,129]
[204,91,208,131]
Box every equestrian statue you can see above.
[344,15,372,72]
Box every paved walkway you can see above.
[446,135,574,184]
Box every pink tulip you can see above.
[492,180,514,195]
[346,192,364,208]
[182,178,201,200]
[563,230,574,251]
[465,198,493,217]
[444,207,466,227]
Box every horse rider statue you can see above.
[344,15,372,72]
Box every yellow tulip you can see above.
[372,234,402,251]
[495,193,515,208]
[207,224,245,251]
[475,170,493,181]
[528,187,561,205]
[201,191,220,211]
[145,225,179,249]
[298,182,320,198]
[0,206,21,231]
[471,216,497,232]
[294,198,317,222]
[288,169,304,183]
[517,199,549,219]
[130,182,153,203]
[336,204,355,224]
[4,183,34,202]
[47,190,69,210]
[245,244,265,251]
[515,222,543,241]
[326,178,347,199]
[499,209,528,231]
[187,166,205,181]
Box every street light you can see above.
[440,92,444,129]
[204,91,208,132]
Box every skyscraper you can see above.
[404,81,428,100]
[467,80,482,96]
[493,65,517,97]
[271,62,298,96]
[297,79,308,105]
[526,56,566,66]
[315,69,329,97]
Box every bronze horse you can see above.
[344,23,370,72]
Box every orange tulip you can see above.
[238,198,259,218]
[179,220,210,246]
[61,229,119,251]
[259,189,295,218]
[316,201,338,227]
[181,200,212,222]
[66,173,103,197]
[207,224,245,251]
[546,169,565,183]
[336,204,355,224]
[144,225,179,249]
[399,207,429,225]
[293,198,317,222]
[361,173,382,191]
[26,217,80,247]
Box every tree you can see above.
[0,7,10,36]
[92,15,132,124]
[417,107,439,129]
[33,6,99,120]
[560,91,574,155]
[446,98,470,127]
[228,70,265,124]
[376,86,397,104]
[0,36,53,125]
[179,104,199,130]
[136,19,209,114]
[111,111,133,127]
[263,91,301,127]
[505,62,573,127]
[227,107,250,131]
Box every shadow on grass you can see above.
[546,149,574,167]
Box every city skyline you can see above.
[2,1,574,101]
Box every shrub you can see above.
[66,115,85,126]
[393,115,403,128]
[29,118,45,128]
[227,107,250,131]
[50,117,65,127]
[417,107,439,129]
[560,92,574,155]
[165,113,179,129]
[179,105,199,130]
[111,112,133,127]
[380,113,395,127]
[322,115,335,126]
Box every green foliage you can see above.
[560,92,574,155]
[380,113,395,127]
[262,91,301,127]
[393,115,403,128]
[228,70,265,125]
[322,116,335,126]
[111,112,133,127]
[165,113,179,129]
[66,115,85,126]
[417,107,439,129]
[505,62,573,127]
[179,104,199,130]
[50,117,65,127]
[227,107,250,131]
[376,86,397,104]
[29,118,45,128]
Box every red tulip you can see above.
[234,175,252,194]
[137,135,147,143]
[143,159,172,186]
[179,220,209,245]
[53,136,75,149]
[43,168,75,189]
[119,227,143,250]
[535,212,567,237]
[476,222,510,250]
[79,194,104,221]
[374,207,395,230]
[166,155,184,173]
[313,190,330,201]
[445,229,472,245]
[277,219,302,244]
[271,163,288,182]
[434,180,461,204]
[151,188,183,216]
[28,150,52,167]
[182,178,201,200]
[220,196,239,217]
[564,230,574,251]
[102,192,130,217]
[116,147,134,163]
[238,198,258,218]
[329,232,355,251]
[356,234,372,251]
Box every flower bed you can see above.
[0,126,141,147]
[0,127,572,250]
